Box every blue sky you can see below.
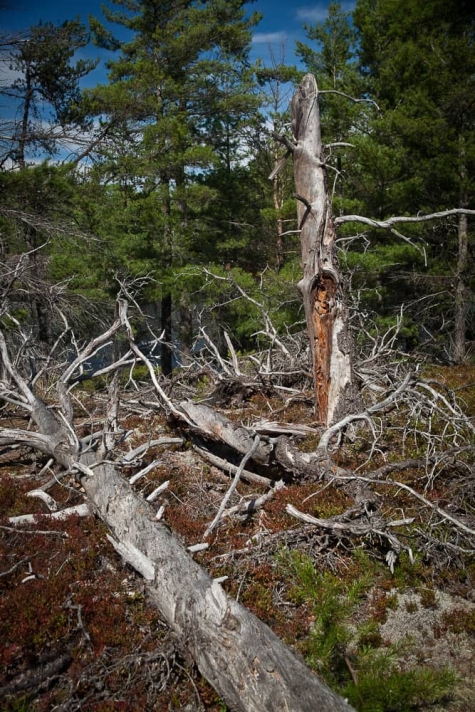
[0,0,356,163]
[1,0,355,86]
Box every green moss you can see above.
[441,607,475,635]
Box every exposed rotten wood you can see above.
[289,74,356,425]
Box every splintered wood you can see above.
[289,74,355,425]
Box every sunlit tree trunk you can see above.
[291,74,356,425]
[161,180,173,376]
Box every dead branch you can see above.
[335,207,475,229]
[0,650,73,700]
[121,437,184,464]
[201,267,294,362]
[286,504,416,564]
[222,480,286,520]
[319,88,381,111]
[224,330,242,376]
[26,489,59,511]
[0,297,353,711]
[8,503,90,526]
[204,435,261,538]
[332,472,475,539]
[198,326,232,377]
[253,419,320,437]
[118,300,193,424]
[192,444,273,487]
[0,526,68,538]
[317,373,413,454]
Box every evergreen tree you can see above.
[0,21,109,347]
[0,163,107,346]
[86,0,262,373]
[1,20,97,169]
[295,2,367,204]
[296,0,475,358]
[353,0,475,359]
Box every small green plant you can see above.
[119,363,150,386]
[276,549,370,686]
[194,374,211,400]
[343,646,456,712]
[3,695,34,712]
[276,549,455,711]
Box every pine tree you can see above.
[1,20,96,169]
[86,0,262,373]
[353,0,475,360]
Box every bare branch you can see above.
[335,208,475,229]
[332,473,475,538]
[193,445,273,487]
[203,435,261,538]
[317,373,413,453]
[8,503,90,526]
[319,89,381,111]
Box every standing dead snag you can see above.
[281,74,355,425]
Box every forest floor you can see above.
[1,364,475,711]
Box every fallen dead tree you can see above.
[0,301,354,712]
[81,456,351,712]
[2,286,475,711]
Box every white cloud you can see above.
[296,2,356,24]
[252,31,288,45]
[296,6,327,23]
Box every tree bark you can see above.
[453,137,468,363]
[291,74,356,426]
[453,210,468,363]
[80,455,354,712]
[161,291,173,376]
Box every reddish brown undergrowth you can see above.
[0,462,224,710]
[2,365,475,709]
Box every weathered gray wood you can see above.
[192,444,272,486]
[290,74,356,426]
[180,401,273,464]
[0,317,355,711]
[80,455,355,712]
[1,417,354,710]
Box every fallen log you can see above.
[180,401,273,464]
[80,454,354,712]
[2,423,355,708]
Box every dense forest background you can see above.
[2,0,474,369]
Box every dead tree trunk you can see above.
[453,137,468,363]
[80,456,353,712]
[290,74,355,425]
[453,210,468,363]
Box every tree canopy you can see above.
[1,0,474,360]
